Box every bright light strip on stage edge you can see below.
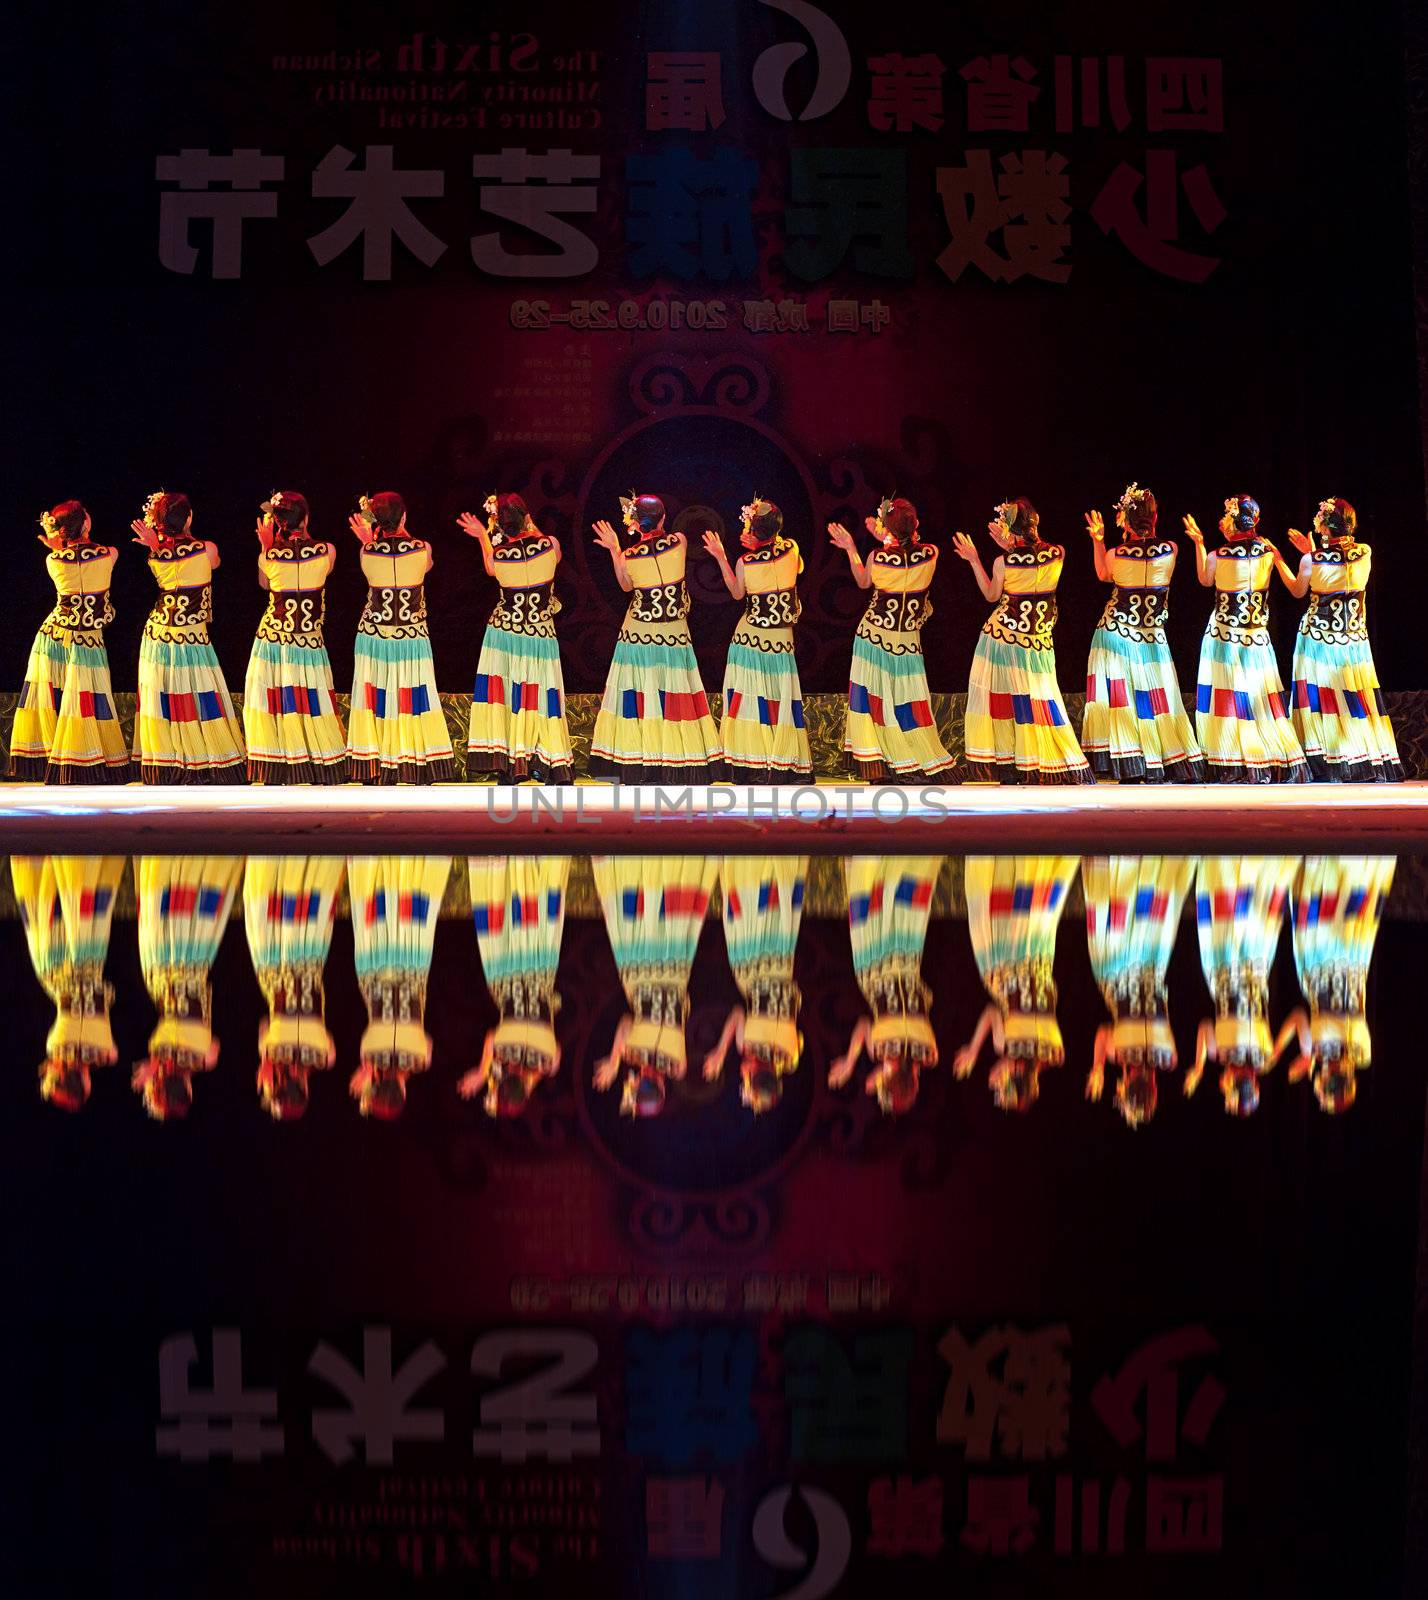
[0,783,1426,852]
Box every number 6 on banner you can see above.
[471,1330,601,1462]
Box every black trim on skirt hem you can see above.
[349,757,456,785]
[587,755,727,785]
[465,752,576,785]
[1204,760,1312,785]
[44,760,135,785]
[846,757,958,785]
[139,762,248,786]
[1087,750,1207,784]
[8,755,50,781]
[725,763,815,786]
[247,757,350,785]
[964,760,1097,787]
[1304,753,1405,783]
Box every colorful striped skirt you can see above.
[349,631,454,784]
[1195,622,1308,783]
[1082,609,1203,782]
[243,635,348,784]
[720,620,812,782]
[1290,620,1401,782]
[467,619,574,784]
[590,617,722,784]
[843,621,955,782]
[135,629,245,783]
[11,619,131,784]
[965,633,1092,785]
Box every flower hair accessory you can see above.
[141,490,166,527]
[618,489,640,531]
[259,490,285,516]
[38,509,59,538]
[995,501,1018,530]
[355,494,376,529]
[741,494,773,526]
[1114,481,1147,515]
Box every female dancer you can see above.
[11,501,131,782]
[1281,498,1401,781]
[1184,495,1308,782]
[243,490,348,784]
[590,493,722,783]
[955,499,1093,784]
[1083,855,1196,1127]
[11,854,124,1111]
[133,855,242,1120]
[1082,484,1203,781]
[829,856,944,1114]
[703,855,808,1114]
[956,855,1079,1112]
[830,496,955,781]
[703,498,812,782]
[347,855,451,1119]
[459,855,569,1116]
[592,854,719,1117]
[1281,855,1395,1114]
[1184,855,1302,1116]
[130,490,246,782]
[345,491,453,783]
[459,493,574,782]
[243,855,343,1120]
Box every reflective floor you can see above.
[3,852,1423,1596]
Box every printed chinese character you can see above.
[937,1323,1070,1459]
[647,1475,725,1558]
[1090,1325,1226,1460]
[155,149,284,278]
[647,53,726,131]
[626,148,758,281]
[785,149,911,279]
[1146,59,1224,133]
[1089,152,1226,282]
[961,56,1040,132]
[472,1329,600,1461]
[471,149,601,278]
[626,1327,757,1465]
[1053,57,1132,133]
[867,1474,944,1556]
[156,1330,284,1461]
[867,54,945,133]
[1146,1475,1224,1552]
[1054,1474,1131,1555]
[960,1475,1038,1555]
[785,1326,911,1462]
[307,145,445,279]
[308,1327,445,1464]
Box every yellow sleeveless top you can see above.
[1214,540,1273,592]
[1308,542,1371,593]
[1003,544,1064,594]
[359,538,430,588]
[494,538,560,589]
[1111,543,1175,588]
[48,544,116,594]
[265,542,333,591]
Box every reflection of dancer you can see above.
[955,499,1092,784]
[12,855,124,1110]
[11,500,131,783]
[460,856,569,1117]
[589,494,722,783]
[1184,495,1308,783]
[830,857,943,1114]
[459,493,574,782]
[1081,484,1203,782]
[1281,856,1395,1114]
[704,498,812,782]
[244,490,348,784]
[593,855,718,1117]
[830,497,955,781]
[1280,498,1401,781]
[1083,856,1196,1127]
[347,856,451,1119]
[1186,855,1300,1116]
[345,492,454,784]
[704,856,807,1114]
[243,856,343,1120]
[134,856,242,1119]
[129,490,245,783]
[957,855,1079,1112]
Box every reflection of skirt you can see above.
[11,622,132,784]
[844,622,955,781]
[1195,624,1308,783]
[720,621,811,782]
[1290,631,1401,782]
[965,633,1092,784]
[243,636,348,784]
[467,621,574,783]
[348,632,454,784]
[135,631,245,783]
[590,617,722,784]
[1082,619,1203,782]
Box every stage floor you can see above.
[1,780,1426,851]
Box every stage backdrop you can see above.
[7,0,1425,703]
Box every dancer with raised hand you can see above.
[703,496,812,783]
[1081,483,1203,782]
[11,500,131,783]
[589,492,721,783]
[244,490,348,783]
[830,495,955,782]
[1280,497,1401,781]
[346,491,453,783]
[956,498,1092,784]
[1184,494,1308,783]
[460,493,574,782]
[130,490,245,783]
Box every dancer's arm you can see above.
[593,519,633,591]
[703,532,745,599]
[1085,511,1114,583]
[952,533,1005,602]
[827,523,873,589]
[1183,515,1215,586]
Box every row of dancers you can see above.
[14,851,1390,1126]
[12,484,1401,786]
